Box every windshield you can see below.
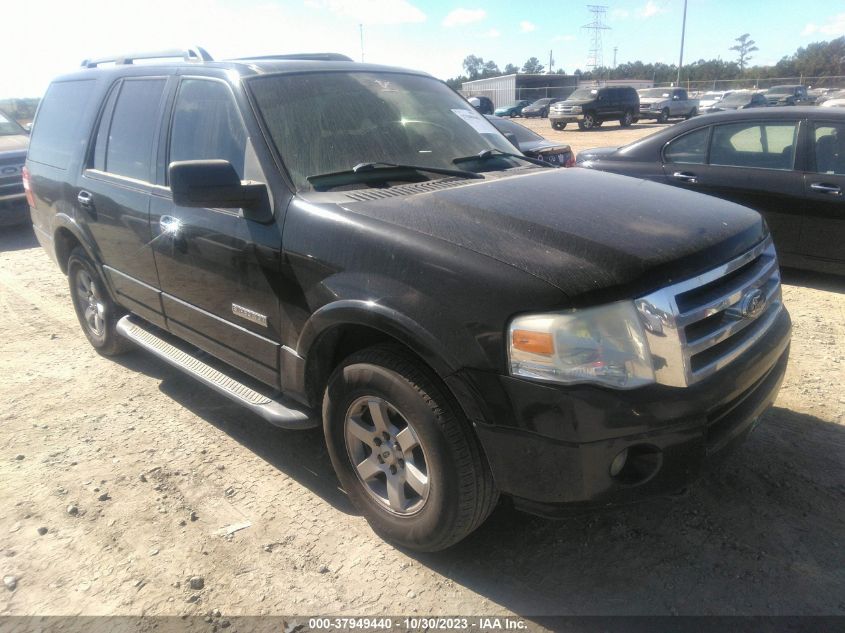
[766,86,794,94]
[531,99,552,106]
[639,89,671,98]
[567,88,598,100]
[488,117,544,144]
[720,93,751,105]
[702,92,724,100]
[0,111,26,136]
[249,72,517,190]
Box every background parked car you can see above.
[698,90,735,110]
[575,107,845,276]
[520,98,561,118]
[701,91,768,112]
[548,86,639,130]
[0,110,29,227]
[764,85,813,106]
[485,115,575,166]
[494,99,531,117]
[467,95,494,115]
[637,87,699,123]
[818,90,845,107]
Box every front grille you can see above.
[639,104,653,111]
[635,238,782,387]
[553,106,578,114]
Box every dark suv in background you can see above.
[549,86,640,130]
[0,111,30,226]
[26,48,790,551]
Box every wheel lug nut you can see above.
[377,455,384,463]
[373,437,382,446]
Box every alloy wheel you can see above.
[75,269,105,337]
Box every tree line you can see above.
[447,36,845,89]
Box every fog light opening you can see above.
[609,444,663,486]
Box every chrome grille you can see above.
[635,238,782,387]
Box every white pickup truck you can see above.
[637,87,698,123]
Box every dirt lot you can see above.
[1,125,844,622]
[514,115,672,155]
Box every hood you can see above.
[0,134,29,153]
[335,168,766,304]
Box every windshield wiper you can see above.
[452,148,552,168]
[307,161,483,188]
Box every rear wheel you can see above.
[322,345,498,552]
[67,247,132,356]
[657,108,670,124]
[685,108,698,119]
[551,121,566,130]
[620,110,634,127]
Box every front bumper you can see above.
[447,307,791,515]
[637,109,663,119]
[549,114,582,124]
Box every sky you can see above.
[2,0,844,98]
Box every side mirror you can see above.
[502,131,520,151]
[169,160,273,223]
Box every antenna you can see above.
[582,5,611,75]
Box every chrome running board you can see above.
[116,315,316,429]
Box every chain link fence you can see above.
[657,75,845,93]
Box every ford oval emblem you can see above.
[740,288,766,319]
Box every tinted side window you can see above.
[169,79,247,179]
[709,122,798,171]
[665,127,709,164]
[814,124,845,175]
[28,80,97,169]
[105,79,166,181]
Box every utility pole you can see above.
[676,0,687,85]
[359,24,364,62]
[549,49,554,73]
[583,5,611,81]
[613,46,618,68]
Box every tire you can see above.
[551,121,566,130]
[620,110,634,127]
[578,112,597,130]
[67,247,133,356]
[322,345,498,552]
[657,108,670,124]
[685,108,698,120]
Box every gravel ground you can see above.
[1,136,844,621]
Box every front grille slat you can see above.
[636,237,782,387]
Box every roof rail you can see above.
[234,53,353,62]
[81,47,213,68]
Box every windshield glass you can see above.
[567,88,598,100]
[702,92,724,99]
[720,92,751,105]
[639,89,671,98]
[0,111,26,136]
[249,72,517,190]
[531,99,552,106]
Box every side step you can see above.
[116,316,317,430]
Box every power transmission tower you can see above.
[582,5,611,77]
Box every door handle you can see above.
[77,190,94,208]
[159,215,182,236]
[810,183,842,196]
[673,171,698,184]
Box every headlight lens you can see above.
[508,301,655,389]
[571,105,582,113]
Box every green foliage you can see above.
[521,57,545,74]
[730,33,759,71]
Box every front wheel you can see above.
[578,112,598,130]
[657,108,670,124]
[322,345,498,552]
[620,110,634,127]
[67,247,132,356]
[551,121,566,130]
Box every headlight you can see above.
[508,301,655,389]
[650,103,660,110]
[570,106,582,113]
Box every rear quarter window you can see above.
[28,80,97,169]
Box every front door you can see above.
[149,77,284,387]
[800,120,845,268]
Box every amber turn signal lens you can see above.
[511,329,554,355]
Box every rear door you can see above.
[149,76,284,387]
[78,76,169,326]
[800,120,845,267]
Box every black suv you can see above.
[549,85,640,130]
[27,48,791,551]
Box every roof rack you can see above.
[234,53,353,62]
[81,47,213,68]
